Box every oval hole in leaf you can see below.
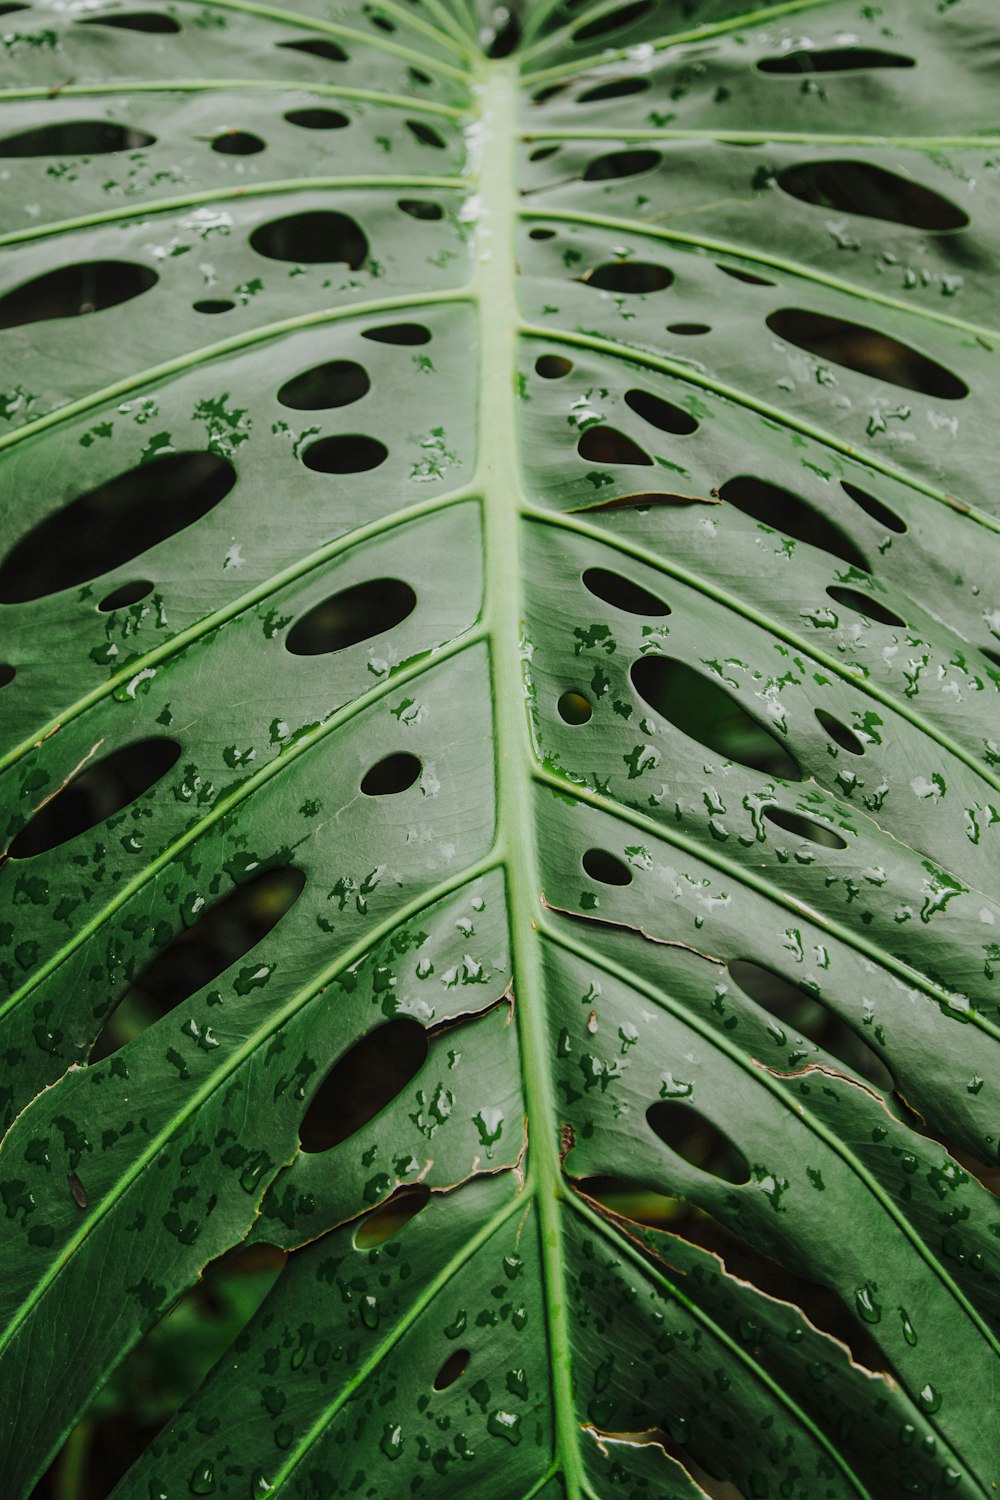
[582,566,669,616]
[574,0,653,43]
[284,107,349,130]
[362,321,431,345]
[249,210,367,267]
[558,690,592,725]
[278,359,370,411]
[777,159,968,232]
[0,664,14,688]
[0,260,157,331]
[757,46,915,73]
[529,144,560,162]
[91,867,306,1060]
[286,577,416,656]
[529,226,556,240]
[434,1347,471,1390]
[406,119,446,149]
[408,66,432,87]
[98,579,153,612]
[301,434,387,473]
[78,9,182,30]
[827,584,906,628]
[577,76,650,103]
[361,752,421,796]
[841,479,906,534]
[624,388,698,436]
[577,426,652,465]
[668,322,710,335]
[300,1018,428,1152]
[354,1184,430,1248]
[535,353,572,378]
[719,474,869,571]
[582,847,632,886]
[278,37,348,63]
[646,1101,750,1184]
[364,4,395,32]
[631,657,800,779]
[8,737,181,860]
[583,261,672,293]
[576,1175,685,1229]
[583,148,660,181]
[717,262,775,287]
[0,451,236,603]
[398,198,443,220]
[193,298,234,314]
[763,805,847,848]
[728,959,893,1089]
[815,709,865,756]
[766,308,968,399]
[532,83,569,105]
[212,130,265,155]
[0,120,156,156]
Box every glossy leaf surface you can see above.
[1,1,999,1497]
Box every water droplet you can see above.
[189,1462,216,1495]
[251,1473,272,1497]
[918,1384,942,1413]
[855,1282,882,1324]
[361,1295,380,1329]
[487,1410,522,1445]
[899,1307,918,1345]
[380,1423,403,1460]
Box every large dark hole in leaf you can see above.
[286,577,416,656]
[300,1018,428,1152]
[406,119,446,149]
[827,584,906,628]
[485,9,520,56]
[577,76,650,103]
[398,198,443,220]
[582,565,669,616]
[583,148,660,181]
[815,709,865,756]
[646,1101,750,1184]
[362,321,431,345]
[582,261,672,293]
[624,388,698,436]
[284,107,349,130]
[77,9,182,30]
[249,211,367,267]
[0,260,157,331]
[535,353,573,379]
[212,130,265,156]
[729,959,893,1090]
[91,867,306,1061]
[841,479,907,534]
[719,475,869,570]
[434,1348,471,1390]
[8,738,181,860]
[577,426,651,465]
[277,37,348,63]
[0,120,156,156]
[582,848,632,886]
[301,434,387,473]
[631,657,799,779]
[777,159,968,232]
[278,359,369,410]
[0,664,14,689]
[558,690,592,725]
[763,805,847,848]
[98,579,153,612]
[361,752,421,796]
[766,308,968,399]
[573,0,653,42]
[757,46,915,73]
[0,451,236,602]
[355,1185,430,1248]
[578,1176,887,1369]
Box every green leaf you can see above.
[1,1,999,1496]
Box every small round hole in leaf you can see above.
[558,690,592,725]
[286,577,416,656]
[98,579,153,612]
[827,585,906,629]
[361,752,421,796]
[763,805,847,849]
[582,848,632,886]
[646,1101,750,1184]
[278,359,369,411]
[212,130,265,155]
[301,435,387,474]
[535,353,573,379]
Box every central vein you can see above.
[475,57,585,1500]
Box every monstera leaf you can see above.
[2,0,1000,1495]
